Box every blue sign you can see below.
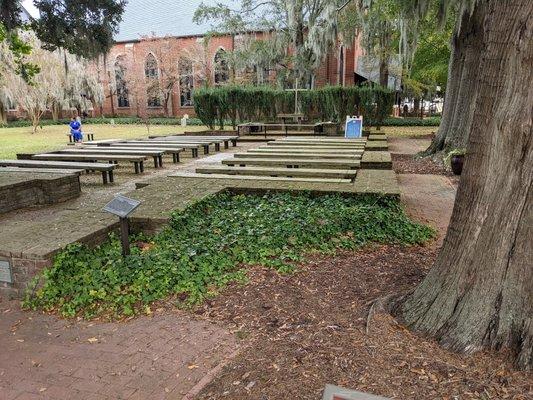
[345,116,363,138]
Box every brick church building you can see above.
[95,0,392,118]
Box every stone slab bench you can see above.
[250,148,363,155]
[368,134,388,141]
[265,145,366,152]
[32,153,147,174]
[81,146,184,163]
[234,152,361,160]
[152,135,239,148]
[172,172,352,184]
[60,148,166,168]
[364,141,389,151]
[223,157,360,169]
[268,141,366,148]
[67,132,94,142]
[0,167,83,175]
[0,160,115,184]
[155,136,226,151]
[360,151,392,169]
[126,140,208,155]
[196,165,357,181]
[87,142,198,158]
[281,137,367,143]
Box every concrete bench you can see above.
[368,134,387,141]
[364,141,389,151]
[60,148,166,168]
[0,160,115,184]
[171,172,352,184]
[270,141,366,148]
[67,132,95,142]
[122,141,203,157]
[250,148,363,155]
[144,139,217,153]
[281,137,366,142]
[150,135,239,148]
[32,153,147,174]
[360,151,392,169]
[233,152,361,160]
[265,145,366,152]
[196,165,357,181]
[83,146,184,163]
[158,136,231,149]
[222,157,360,169]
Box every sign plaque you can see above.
[103,195,141,257]
[103,194,141,218]
[0,260,13,283]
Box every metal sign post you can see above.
[103,194,141,257]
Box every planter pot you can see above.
[451,154,465,175]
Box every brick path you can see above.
[0,301,238,400]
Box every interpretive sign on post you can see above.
[345,116,363,138]
[0,260,13,283]
[103,195,141,256]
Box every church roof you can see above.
[115,0,234,42]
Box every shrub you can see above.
[24,192,435,319]
[194,85,395,129]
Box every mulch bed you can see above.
[392,153,455,177]
[195,245,533,399]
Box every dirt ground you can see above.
[189,145,532,399]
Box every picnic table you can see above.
[0,160,115,184]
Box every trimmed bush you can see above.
[194,84,395,129]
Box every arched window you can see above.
[214,49,229,85]
[179,58,194,107]
[338,46,345,86]
[145,53,161,107]
[114,56,129,108]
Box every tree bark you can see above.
[401,0,532,370]
[423,4,486,155]
[0,101,7,125]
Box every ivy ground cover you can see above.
[24,192,435,319]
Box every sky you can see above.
[22,0,39,18]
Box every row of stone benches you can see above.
[2,135,240,184]
[187,137,370,183]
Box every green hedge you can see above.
[0,117,206,128]
[194,85,396,130]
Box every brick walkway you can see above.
[0,301,238,399]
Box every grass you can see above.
[24,192,435,319]
[0,124,209,159]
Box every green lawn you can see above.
[0,124,208,159]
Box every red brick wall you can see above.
[95,32,364,118]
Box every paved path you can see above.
[388,137,431,155]
[0,303,238,400]
[398,173,457,242]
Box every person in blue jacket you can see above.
[69,117,83,142]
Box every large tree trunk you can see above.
[401,0,532,370]
[423,4,485,155]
